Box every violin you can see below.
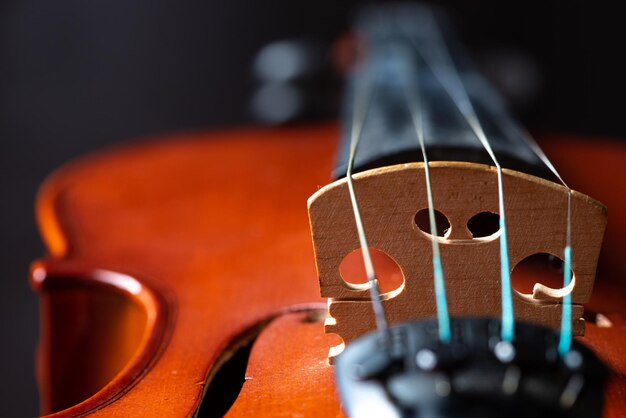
[29,3,626,417]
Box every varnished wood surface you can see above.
[227,310,626,418]
[224,311,343,418]
[32,125,337,416]
[31,123,626,416]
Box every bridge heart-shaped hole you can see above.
[339,248,404,294]
[511,253,572,295]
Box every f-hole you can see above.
[196,337,256,417]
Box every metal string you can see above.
[406,16,515,342]
[520,133,574,355]
[345,65,389,334]
[404,50,452,343]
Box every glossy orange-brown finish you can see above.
[225,311,343,418]
[224,311,626,418]
[30,261,171,414]
[31,123,626,417]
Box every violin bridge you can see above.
[307,162,607,360]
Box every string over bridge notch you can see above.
[307,162,606,360]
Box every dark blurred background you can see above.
[0,0,624,415]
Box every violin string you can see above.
[560,199,573,355]
[406,14,515,342]
[519,132,573,355]
[404,48,452,343]
[345,64,389,334]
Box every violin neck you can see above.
[333,3,546,180]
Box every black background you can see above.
[0,0,624,416]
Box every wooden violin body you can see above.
[30,123,626,417]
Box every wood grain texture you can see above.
[309,162,606,357]
[30,124,626,417]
